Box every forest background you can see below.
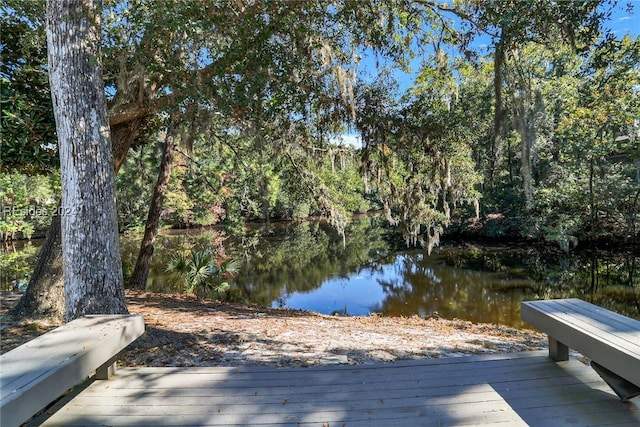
[1,0,639,316]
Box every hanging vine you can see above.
[356,67,481,252]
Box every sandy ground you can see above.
[1,290,547,367]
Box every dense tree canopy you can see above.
[1,0,638,319]
[2,0,637,239]
[1,3,56,174]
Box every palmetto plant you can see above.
[165,249,240,297]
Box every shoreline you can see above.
[1,290,548,368]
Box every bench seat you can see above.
[521,298,640,399]
[1,314,144,426]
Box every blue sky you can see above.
[611,1,640,35]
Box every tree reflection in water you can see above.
[2,218,638,327]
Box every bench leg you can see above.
[591,361,640,401]
[548,336,569,361]
[95,356,118,380]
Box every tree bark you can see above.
[112,118,145,174]
[589,156,596,242]
[490,35,506,184]
[46,0,127,321]
[512,70,541,212]
[129,129,175,289]
[7,212,65,321]
[9,118,144,320]
[514,98,535,212]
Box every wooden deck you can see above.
[35,351,640,426]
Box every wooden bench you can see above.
[1,314,144,426]
[521,298,640,400]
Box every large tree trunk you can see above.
[10,0,146,321]
[47,0,127,321]
[7,212,64,321]
[129,129,175,289]
[9,119,143,320]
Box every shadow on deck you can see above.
[34,350,640,426]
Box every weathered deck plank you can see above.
[37,351,640,426]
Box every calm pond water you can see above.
[2,217,639,328]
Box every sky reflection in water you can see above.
[3,220,638,328]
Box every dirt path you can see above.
[1,291,546,367]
